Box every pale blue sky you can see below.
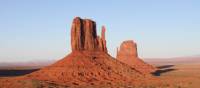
[0,0,200,62]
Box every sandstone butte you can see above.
[117,40,157,74]
[71,17,107,52]
[0,17,157,88]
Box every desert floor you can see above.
[148,62,200,88]
[0,63,200,88]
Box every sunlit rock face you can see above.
[71,17,107,52]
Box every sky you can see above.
[0,0,200,62]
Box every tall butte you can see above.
[71,17,107,52]
[117,40,157,74]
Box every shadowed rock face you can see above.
[117,40,156,74]
[71,17,107,52]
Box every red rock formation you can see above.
[117,40,138,58]
[71,17,84,51]
[24,18,153,86]
[101,26,106,40]
[71,17,107,52]
[117,40,157,74]
[26,17,152,86]
[101,26,107,52]
[0,17,155,88]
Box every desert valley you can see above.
[0,17,200,88]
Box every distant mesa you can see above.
[117,40,157,74]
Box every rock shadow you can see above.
[152,65,176,76]
[0,69,39,77]
[152,69,176,76]
[157,65,174,69]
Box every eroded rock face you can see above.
[71,17,107,52]
[117,40,156,74]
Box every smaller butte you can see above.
[117,40,157,74]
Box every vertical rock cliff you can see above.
[71,17,107,52]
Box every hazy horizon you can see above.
[0,0,200,62]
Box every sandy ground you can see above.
[148,63,200,88]
[0,63,200,88]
